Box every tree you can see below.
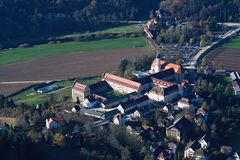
[53,133,66,147]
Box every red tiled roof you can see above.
[51,116,64,122]
[73,82,87,92]
[103,73,141,90]
[144,27,153,38]
[152,77,174,87]
[151,59,182,74]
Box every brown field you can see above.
[205,48,240,72]
[0,47,153,95]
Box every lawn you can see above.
[0,37,147,65]
[59,24,141,39]
[222,36,240,48]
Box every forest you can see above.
[160,0,240,22]
[0,0,158,46]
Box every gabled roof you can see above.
[167,116,192,132]
[135,95,150,104]
[51,116,65,123]
[88,80,111,93]
[72,82,87,92]
[103,73,141,90]
[136,68,175,85]
[198,134,210,144]
[120,99,137,110]
[85,95,98,103]
[185,140,201,150]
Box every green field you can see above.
[12,76,101,105]
[222,36,240,48]
[0,37,147,65]
[59,24,141,39]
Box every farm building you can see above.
[72,83,91,102]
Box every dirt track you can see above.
[0,47,153,95]
[205,48,240,72]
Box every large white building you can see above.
[103,72,143,94]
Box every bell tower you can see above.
[155,52,161,73]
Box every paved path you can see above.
[0,80,50,84]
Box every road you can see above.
[183,25,240,69]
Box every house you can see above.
[117,99,137,114]
[0,122,10,132]
[103,72,143,94]
[84,108,121,120]
[46,116,65,129]
[221,146,232,155]
[117,95,151,114]
[166,116,192,142]
[72,104,81,112]
[83,95,99,108]
[195,107,208,123]
[230,72,240,81]
[100,92,137,109]
[144,26,154,38]
[147,84,180,103]
[72,82,91,102]
[184,134,210,159]
[177,98,192,110]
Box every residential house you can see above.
[177,98,193,110]
[195,107,208,124]
[232,80,240,96]
[184,134,210,159]
[221,146,232,155]
[84,108,121,120]
[166,116,193,142]
[100,92,137,109]
[46,116,65,129]
[117,99,137,114]
[117,95,150,114]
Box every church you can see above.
[149,53,184,82]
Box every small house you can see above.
[46,116,65,129]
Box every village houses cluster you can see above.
[42,53,239,160]
[70,53,212,160]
